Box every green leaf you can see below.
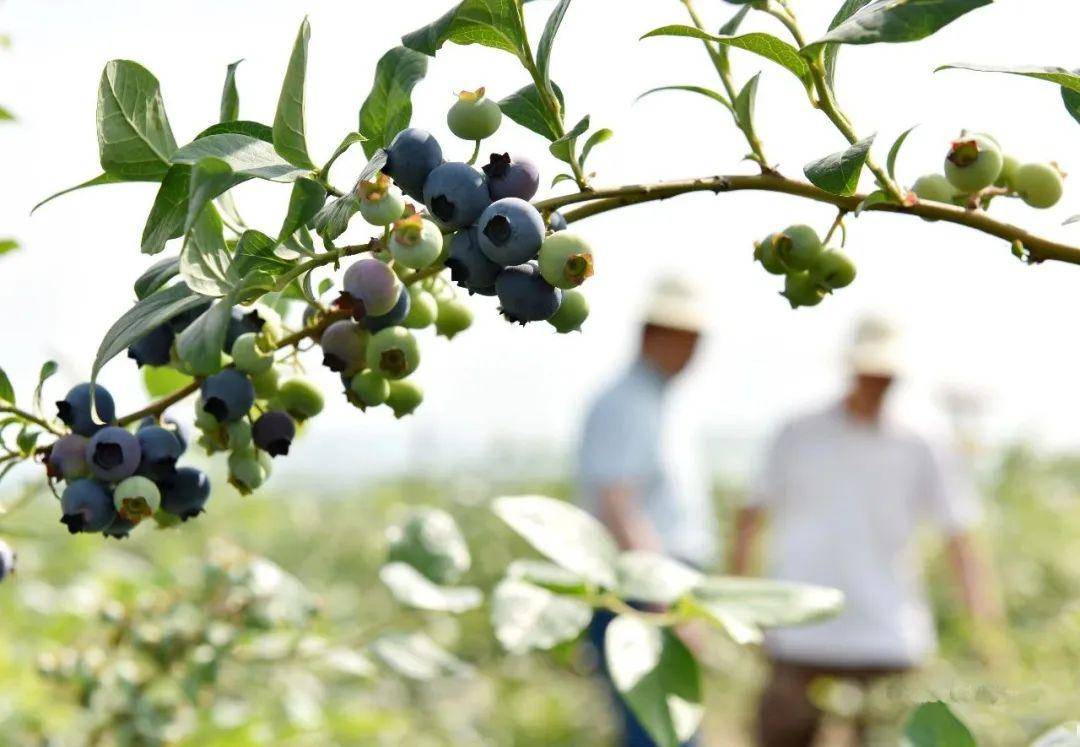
[91,282,207,385]
[717,4,752,72]
[936,63,1080,94]
[229,229,292,281]
[181,203,233,297]
[1063,86,1080,127]
[273,18,315,170]
[312,195,360,242]
[493,494,618,588]
[141,164,191,255]
[822,0,873,86]
[637,85,732,113]
[0,238,18,257]
[16,427,39,456]
[379,562,483,613]
[220,59,243,122]
[195,120,274,142]
[277,178,326,245]
[0,367,14,404]
[549,115,589,164]
[175,297,233,376]
[903,701,976,747]
[32,361,57,416]
[804,135,875,196]
[886,125,917,181]
[97,60,178,179]
[134,256,180,300]
[605,616,703,747]
[184,157,238,234]
[536,0,572,105]
[358,46,429,158]
[32,172,133,215]
[491,579,591,654]
[855,189,892,216]
[499,83,566,141]
[580,128,612,167]
[402,0,529,61]
[734,73,760,133]
[806,0,992,53]
[615,552,702,606]
[370,632,471,681]
[551,173,575,187]
[172,133,310,182]
[0,104,14,121]
[142,365,193,399]
[321,132,367,177]
[641,27,810,86]
[507,559,588,595]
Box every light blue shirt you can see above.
[577,361,718,568]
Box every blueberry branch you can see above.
[533,173,1080,265]
[0,404,63,436]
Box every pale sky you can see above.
[4,1,1080,484]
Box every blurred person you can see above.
[733,316,1000,747]
[577,275,717,747]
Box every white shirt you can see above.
[577,361,718,568]
[750,403,980,667]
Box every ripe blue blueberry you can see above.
[86,426,142,482]
[363,286,411,332]
[320,320,368,376]
[548,211,568,232]
[0,539,15,580]
[113,475,161,523]
[343,258,402,317]
[383,128,444,201]
[446,228,500,294]
[103,513,136,540]
[252,411,296,457]
[483,153,540,201]
[127,324,174,368]
[60,478,117,534]
[495,262,563,324]
[477,198,546,267]
[200,369,256,423]
[139,417,187,453]
[423,162,491,230]
[224,307,267,351]
[136,425,184,482]
[160,467,211,521]
[56,383,115,437]
[47,434,90,481]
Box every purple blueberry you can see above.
[139,417,187,453]
[169,300,213,333]
[362,286,411,332]
[224,308,267,351]
[343,258,401,317]
[56,383,115,437]
[127,323,174,368]
[423,162,491,230]
[548,211,567,232]
[47,434,90,481]
[495,263,563,325]
[60,479,117,534]
[86,426,142,482]
[446,228,501,295]
[483,153,540,201]
[252,411,296,457]
[477,198,546,267]
[200,369,255,423]
[383,128,444,201]
[320,320,367,376]
[161,467,211,521]
[136,425,184,482]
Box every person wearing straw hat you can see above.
[733,316,999,747]
[577,275,717,747]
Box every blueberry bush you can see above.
[4,1,1080,743]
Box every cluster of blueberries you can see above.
[753,225,857,309]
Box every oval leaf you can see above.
[358,46,428,158]
[491,579,591,654]
[536,0,572,105]
[641,26,810,85]
[172,133,308,182]
[273,18,315,169]
[499,82,566,142]
[402,0,529,61]
[370,632,471,681]
[175,297,233,376]
[219,59,243,123]
[903,701,976,747]
[886,125,918,181]
[379,562,482,614]
[615,552,702,606]
[804,135,875,196]
[807,0,992,52]
[637,85,732,113]
[97,60,177,179]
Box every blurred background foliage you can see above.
[2,448,1080,745]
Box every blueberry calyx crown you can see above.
[380,349,408,377]
[203,397,231,422]
[483,215,513,246]
[947,139,980,168]
[430,195,456,224]
[60,512,87,534]
[483,153,512,180]
[93,442,124,470]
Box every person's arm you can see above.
[731,506,766,575]
[596,483,665,553]
[945,531,1002,622]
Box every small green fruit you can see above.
[250,366,280,399]
[782,272,826,309]
[390,214,444,270]
[403,287,439,329]
[774,225,823,271]
[944,134,1003,193]
[753,234,788,275]
[113,476,160,524]
[366,327,420,380]
[912,174,960,204]
[547,289,588,333]
[358,173,407,226]
[226,420,253,452]
[538,232,594,289]
[1013,162,1064,209]
[231,333,273,374]
[996,155,1020,189]
[350,370,390,407]
[386,380,424,419]
[228,450,271,495]
[274,378,324,421]
[434,299,473,340]
[447,88,502,141]
[810,251,857,290]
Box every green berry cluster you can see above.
[753,225,857,309]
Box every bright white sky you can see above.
[3,0,1080,484]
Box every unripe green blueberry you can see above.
[538,232,594,289]
[434,298,473,340]
[226,420,253,452]
[273,378,324,421]
[447,88,503,141]
[113,476,160,524]
[546,289,588,333]
[775,225,823,271]
[250,366,280,399]
[386,380,424,419]
[810,250,857,290]
[228,450,271,495]
[358,173,407,226]
[230,333,274,374]
[782,272,827,309]
[753,234,788,275]
[912,174,960,204]
[996,154,1020,189]
[350,370,390,407]
[403,287,439,329]
[944,135,1003,193]
[366,327,420,380]
[1013,163,1064,209]
[390,214,444,269]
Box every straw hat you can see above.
[642,275,708,333]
